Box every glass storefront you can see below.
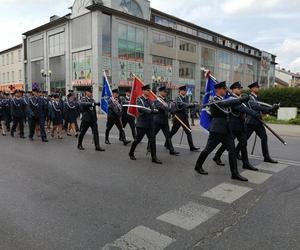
[152,32,174,48]
[49,56,66,95]
[72,50,92,88]
[31,60,45,91]
[217,50,232,83]
[118,22,144,86]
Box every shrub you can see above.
[289,117,300,125]
[258,88,300,108]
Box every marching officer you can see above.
[119,88,136,140]
[10,90,27,138]
[3,92,11,132]
[153,86,179,156]
[105,88,131,146]
[194,81,250,182]
[28,88,48,142]
[168,85,200,152]
[77,87,105,152]
[129,84,162,164]
[213,82,260,171]
[239,81,279,163]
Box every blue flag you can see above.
[200,76,216,130]
[101,75,112,114]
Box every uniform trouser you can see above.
[215,130,250,165]
[78,121,100,148]
[154,123,175,152]
[11,117,24,137]
[195,132,239,175]
[169,118,195,149]
[129,127,157,160]
[106,117,126,141]
[243,124,270,159]
[121,115,136,139]
[29,116,47,140]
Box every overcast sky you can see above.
[0,0,299,72]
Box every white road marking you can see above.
[240,171,273,184]
[202,183,252,204]
[157,202,219,231]
[256,162,290,173]
[102,226,175,250]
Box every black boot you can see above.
[152,158,163,164]
[187,133,200,151]
[77,144,85,150]
[105,130,111,144]
[264,157,278,164]
[129,141,138,160]
[170,150,180,156]
[231,173,248,182]
[195,151,208,175]
[243,162,258,171]
[95,146,105,152]
[213,157,225,166]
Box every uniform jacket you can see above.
[108,98,123,119]
[10,97,27,118]
[79,96,98,123]
[209,96,245,134]
[154,95,170,125]
[136,96,155,129]
[245,94,272,126]
[173,95,190,119]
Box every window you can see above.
[198,32,213,41]
[102,14,112,57]
[12,71,15,82]
[120,0,143,18]
[19,70,22,81]
[11,52,14,64]
[31,39,44,59]
[31,60,45,91]
[217,50,232,83]
[118,23,145,85]
[2,55,4,66]
[7,72,10,83]
[179,61,195,79]
[152,32,174,48]
[152,56,173,84]
[49,32,65,57]
[201,47,215,73]
[6,54,9,65]
[2,73,5,83]
[154,15,176,29]
[179,41,196,53]
[118,23,145,61]
[72,50,92,86]
[18,50,21,62]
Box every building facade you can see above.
[275,68,300,88]
[23,0,277,101]
[0,44,24,92]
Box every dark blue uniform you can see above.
[105,98,130,145]
[120,95,136,139]
[49,100,64,126]
[241,94,274,161]
[153,96,177,155]
[129,96,161,163]
[28,96,48,141]
[10,97,27,138]
[214,95,259,168]
[77,96,103,150]
[169,95,198,151]
[195,95,250,180]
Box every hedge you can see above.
[258,88,300,109]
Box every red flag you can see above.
[128,76,157,117]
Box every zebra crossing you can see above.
[101,162,290,250]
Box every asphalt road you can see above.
[0,120,299,250]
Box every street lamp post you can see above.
[41,69,52,93]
